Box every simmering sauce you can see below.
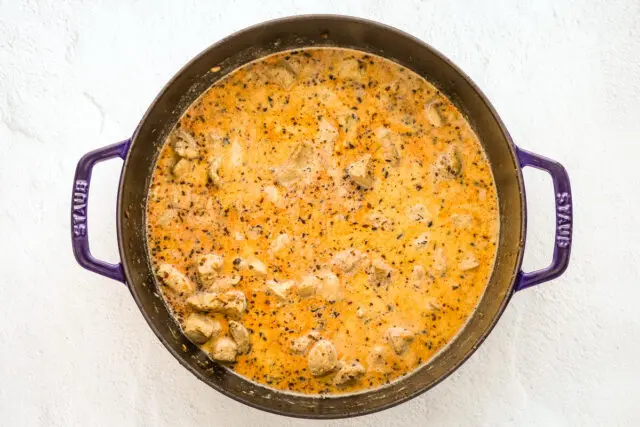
[146,48,499,394]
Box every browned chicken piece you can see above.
[412,232,430,248]
[229,139,243,168]
[211,336,238,362]
[269,61,297,89]
[172,129,200,159]
[375,128,401,166]
[186,292,224,312]
[266,279,295,301]
[315,270,341,302]
[297,275,319,298]
[208,156,223,187]
[196,253,224,285]
[307,339,338,376]
[425,101,444,128]
[315,118,339,145]
[331,249,369,274]
[451,213,473,229]
[228,320,251,354]
[411,265,433,289]
[291,331,321,354]
[183,314,221,344]
[246,259,267,276]
[274,142,318,187]
[333,361,366,386]
[186,290,247,319]
[369,258,394,287]
[385,327,414,355]
[157,264,195,295]
[220,290,247,318]
[459,253,479,271]
[434,147,462,179]
[433,247,447,273]
[367,345,391,373]
[207,275,241,293]
[270,233,291,254]
[345,155,374,189]
[172,158,208,185]
[407,204,432,224]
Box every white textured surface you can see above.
[1,1,639,425]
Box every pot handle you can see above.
[71,140,130,283]
[515,147,573,291]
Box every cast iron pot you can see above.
[70,15,573,419]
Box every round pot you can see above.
[70,15,573,419]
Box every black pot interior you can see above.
[118,15,525,419]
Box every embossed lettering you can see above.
[72,180,89,237]
[555,192,572,248]
[75,180,88,192]
[557,192,570,204]
[73,223,87,237]
[73,192,87,204]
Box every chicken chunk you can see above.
[183,314,221,344]
[451,213,473,229]
[331,249,368,274]
[186,290,247,319]
[434,147,462,178]
[291,331,321,354]
[433,247,447,273]
[315,270,341,302]
[172,158,208,185]
[333,361,366,386]
[385,327,414,355]
[172,129,200,159]
[230,139,243,168]
[369,258,394,287]
[208,156,223,187]
[425,101,444,128]
[269,61,297,89]
[316,118,339,144]
[307,340,338,376]
[207,275,241,293]
[425,297,442,312]
[266,280,295,301]
[247,259,267,276]
[297,274,319,298]
[412,232,430,248]
[157,264,195,294]
[410,265,433,289]
[375,128,401,166]
[336,58,361,79]
[345,155,374,189]
[368,212,391,230]
[228,320,251,354]
[337,111,358,137]
[220,290,247,318]
[246,224,263,240]
[211,336,238,362]
[274,142,317,186]
[367,345,390,373]
[172,158,191,179]
[263,185,281,205]
[459,253,479,271]
[270,233,291,254]
[407,204,432,224]
[186,292,224,312]
[196,253,224,285]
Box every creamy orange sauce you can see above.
[146,48,499,394]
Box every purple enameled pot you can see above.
[70,15,572,419]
